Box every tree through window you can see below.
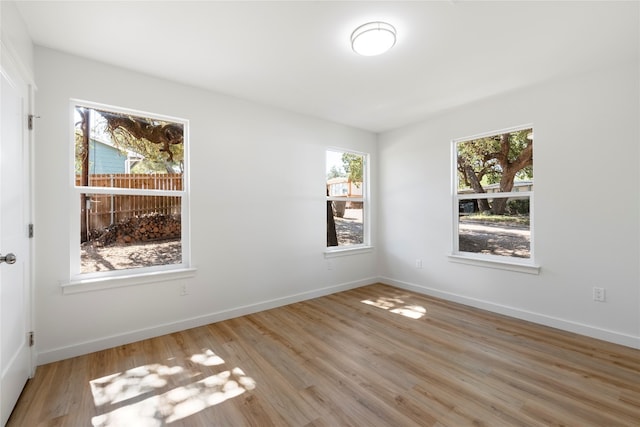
[454,126,533,260]
[72,102,189,276]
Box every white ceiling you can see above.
[14,1,639,133]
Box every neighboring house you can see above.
[326,177,363,198]
[459,180,533,214]
[485,180,533,194]
[89,138,144,174]
[458,180,533,195]
[327,177,364,216]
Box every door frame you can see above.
[0,39,35,422]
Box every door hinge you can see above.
[28,114,40,131]
[29,331,34,347]
[28,223,34,238]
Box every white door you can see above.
[0,53,32,426]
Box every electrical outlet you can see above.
[180,284,188,296]
[327,260,333,270]
[415,259,423,269]
[593,287,606,302]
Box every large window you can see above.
[70,101,189,281]
[453,126,534,264]
[326,149,368,250]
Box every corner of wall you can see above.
[0,1,35,83]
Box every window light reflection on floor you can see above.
[190,349,225,367]
[361,297,427,319]
[90,349,256,426]
[90,364,183,406]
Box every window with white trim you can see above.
[453,126,534,262]
[71,101,190,280]
[326,149,368,249]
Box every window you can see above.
[70,101,190,282]
[452,126,534,267]
[326,149,368,250]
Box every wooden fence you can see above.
[77,174,182,233]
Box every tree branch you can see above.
[98,110,183,162]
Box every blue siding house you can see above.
[89,138,143,174]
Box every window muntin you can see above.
[326,149,368,249]
[71,102,189,279]
[453,126,533,262]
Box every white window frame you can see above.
[325,148,372,257]
[64,100,195,293]
[449,125,539,274]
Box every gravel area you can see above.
[334,208,364,245]
[81,239,182,273]
[458,218,530,258]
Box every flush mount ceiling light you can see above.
[351,21,396,56]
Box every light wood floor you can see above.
[8,283,640,426]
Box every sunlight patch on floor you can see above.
[361,297,427,319]
[90,349,256,426]
[190,349,225,367]
[91,364,184,406]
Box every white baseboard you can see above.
[379,276,640,350]
[37,277,377,365]
[38,275,638,364]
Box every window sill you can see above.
[324,246,373,258]
[448,253,540,275]
[61,267,197,295]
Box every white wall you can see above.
[378,62,640,348]
[24,12,640,363]
[0,1,34,81]
[33,47,378,364]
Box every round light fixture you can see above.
[351,21,396,56]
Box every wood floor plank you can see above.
[8,283,640,426]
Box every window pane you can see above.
[458,197,530,258]
[73,103,188,277]
[456,128,533,195]
[74,106,184,187]
[326,150,365,247]
[332,202,364,246]
[80,193,182,273]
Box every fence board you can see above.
[77,174,182,232]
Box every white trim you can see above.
[39,277,378,364]
[379,277,640,350]
[327,196,364,202]
[451,124,536,266]
[28,83,37,378]
[447,253,539,274]
[457,190,532,200]
[75,187,185,197]
[324,245,374,258]
[0,47,36,425]
[68,100,190,283]
[39,275,640,364]
[452,123,534,145]
[72,98,187,125]
[326,147,370,248]
[62,267,197,295]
